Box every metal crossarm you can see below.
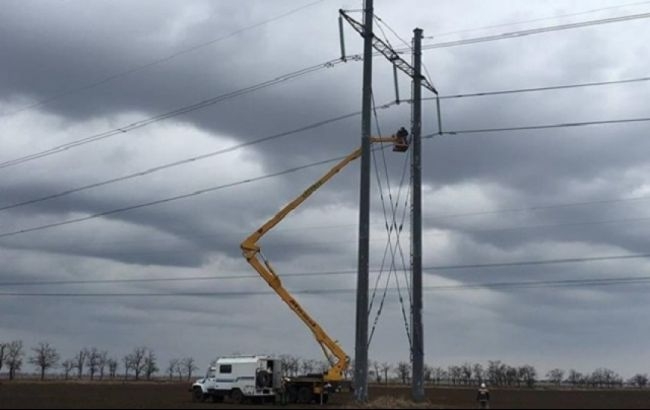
[339,10,438,95]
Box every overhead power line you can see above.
[0,59,344,171]
[1,81,646,214]
[2,182,649,250]
[4,252,650,287]
[425,253,650,271]
[345,9,650,60]
[0,154,354,240]
[426,194,650,221]
[457,214,650,235]
[341,12,650,60]
[4,9,650,171]
[430,1,650,38]
[2,112,650,240]
[0,0,325,117]
[1,275,649,296]
[8,0,620,122]
[414,12,650,52]
[0,109,369,213]
[436,117,650,136]
[0,146,399,240]
[9,75,647,212]
[429,275,650,291]
[5,208,650,257]
[431,76,650,100]
[5,189,650,248]
[1,72,647,214]
[3,9,649,171]
[5,183,650,247]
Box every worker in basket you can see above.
[393,126,409,152]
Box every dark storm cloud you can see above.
[0,0,352,140]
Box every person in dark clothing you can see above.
[393,127,409,152]
[476,383,490,409]
[396,127,408,144]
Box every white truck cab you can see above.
[191,355,280,404]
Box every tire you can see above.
[321,394,329,405]
[287,385,298,403]
[297,386,312,404]
[230,389,244,404]
[192,387,206,402]
[256,370,271,388]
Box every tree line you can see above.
[371,360,648,389]
[0,340,198,382]
[277,354,648,389]
[1,340,647,389]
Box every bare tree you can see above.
[316,360,329,374]
[371,361,381,383]
[107,358,118,379]
[300,359,315,375]
[122,354,132,381]
[144,350,158,381]
[473,363,484,384]
[461,363,473,385]
[182,357,198,381]
[518,365,537,388]
[6,340,25,380]
[629,374,648,388]
[279,354,299,377]
[279,355,300,377]
[506,366,518,386]
[380,362,391,385]
[28,342,60,381]
[395,361,411,385]
[448,365,462,385]
[432,367,447,385]
[86,348,101,381]
[547,369,565,386]
[97,351,108,380]
[566,369,583,387]
[0,343,6,374]
[175,360,184,381]
[487,360,506,386]
[591,368,622,388]
[74,348,89,380]
[62,360,75,380]
[129,347,147,381]
[167,359,179,381]
[424,364,433,384]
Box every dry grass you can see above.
[342,395,443,409]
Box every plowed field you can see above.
[1,382,649,409]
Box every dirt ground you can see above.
[1,382,649,409]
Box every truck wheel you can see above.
[192,387,205,402]
[230,389,244,404]
[320,394,329,404]
[287,386,298,403]
[256,370,271,388]
[297,386,312,404]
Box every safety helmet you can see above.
[480,383,486,388]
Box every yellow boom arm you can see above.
[240,136,405,382]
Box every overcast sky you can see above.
[1,0,650,381]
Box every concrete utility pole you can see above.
[354,0,374,403]
[411,27,425,403]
